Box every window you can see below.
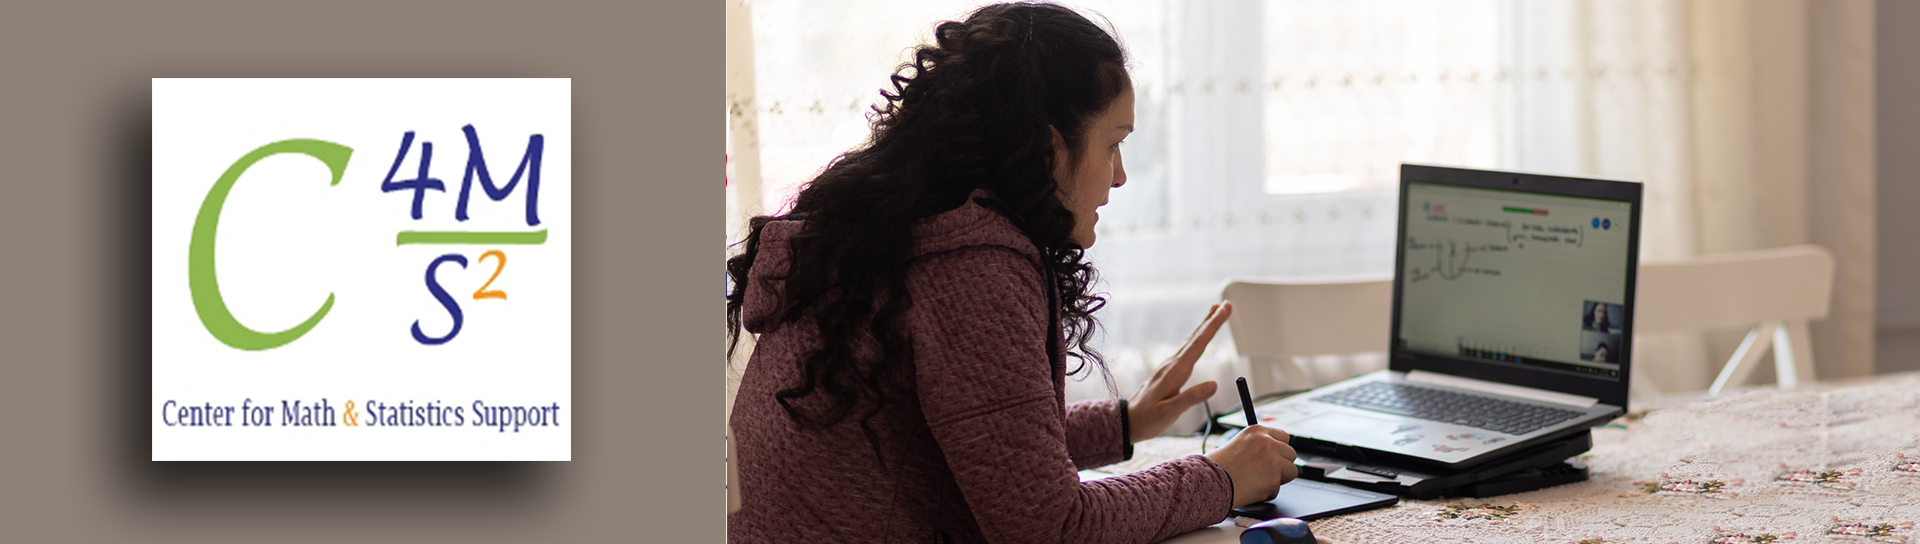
[733,0,1699,408]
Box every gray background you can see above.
[1879,0,1920,374]
[0,1,713,541]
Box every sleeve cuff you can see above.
[1196,454,1235,514]
[1118,398,1134,461]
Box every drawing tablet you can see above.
[1230,478,1399,521]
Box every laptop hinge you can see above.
[1407,370,1600,408]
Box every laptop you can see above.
[1224,164,1640,470]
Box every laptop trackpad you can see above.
[1294,412,1403,437]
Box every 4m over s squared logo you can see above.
[152,78,572,461]
[189,126,549,349]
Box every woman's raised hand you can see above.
[1125,301,1233,443]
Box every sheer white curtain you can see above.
[1500,0,1710,396]
[1081,0,1504,427]
[1497,0,1876,395]
[725,0,1876,434]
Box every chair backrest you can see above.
[1220,245,1833,398]
[1634,245,1834,332]
[1221,275,1393,394]
[1633,244,1834,395]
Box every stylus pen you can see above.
[1237,377,1259,427]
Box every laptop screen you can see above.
[1394,175,1636,387]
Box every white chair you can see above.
[1221,244,1833,400]
[1220,275,1394,397]
[1634,244,1834,396]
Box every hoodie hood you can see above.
[740,190,1042,333]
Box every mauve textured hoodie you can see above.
[729,194,1234,543]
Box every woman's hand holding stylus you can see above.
[1207,424,1299,507]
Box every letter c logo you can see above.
[188,139,352,350]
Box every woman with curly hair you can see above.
[727,3,1298,542]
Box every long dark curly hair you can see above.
[727,2,1129,444]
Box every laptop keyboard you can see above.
[1309,381,1584,436]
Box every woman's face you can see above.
[1594,304,1608,323]
[1594,344,1610,361]
[1053,84,1135,248]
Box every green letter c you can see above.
[188,139,353,351]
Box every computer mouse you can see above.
[1240,517,1314,544]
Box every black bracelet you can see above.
[1119,398,1134,461]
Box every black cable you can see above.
[1199,399,1214,454]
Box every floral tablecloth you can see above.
[1114,372,1920,544]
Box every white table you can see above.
[1112,372,1920,544]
